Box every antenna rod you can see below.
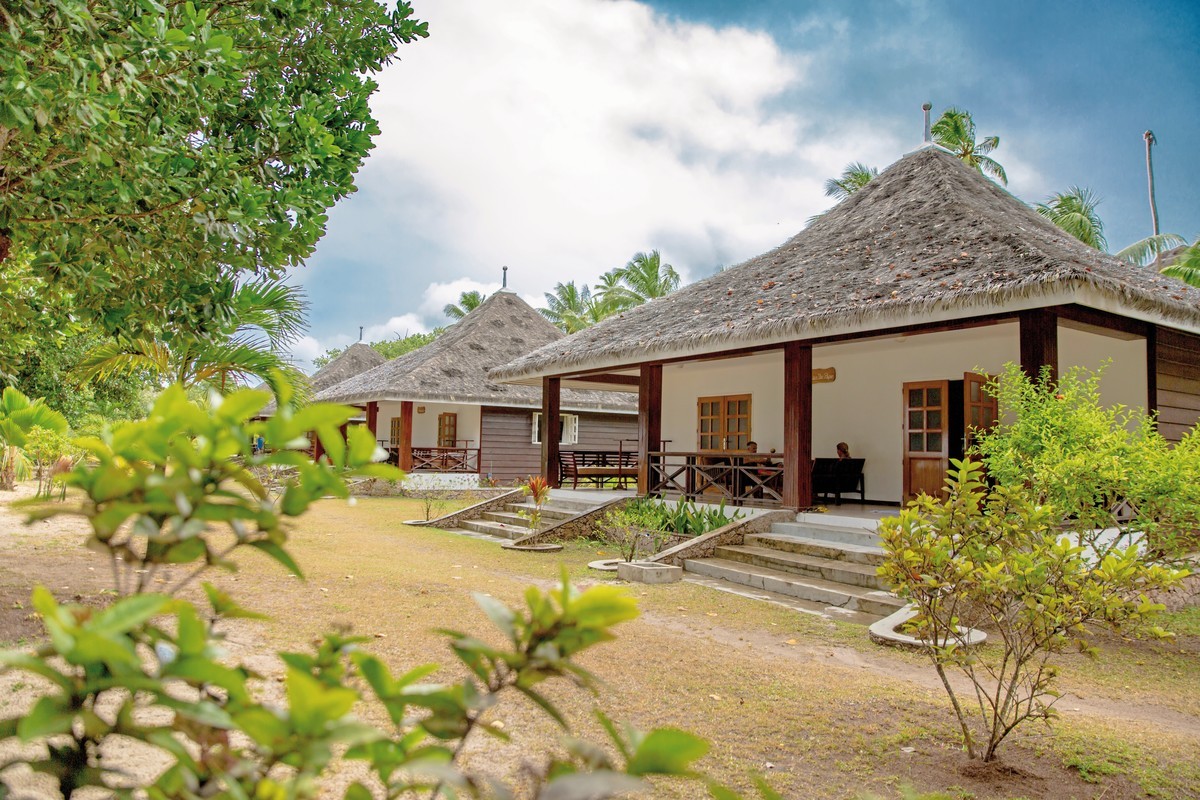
[922,102,932,144]
[1144,130,1160,236]
[502,265,508,289]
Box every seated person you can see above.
[836,441,851,460]
[742,441,778,497]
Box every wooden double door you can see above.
[903,373,997,500]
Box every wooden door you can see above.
[389,417,402,448]
[903,381,949,500]
[962,372,998,453]
[437,412,457,448]
[697,394,751,451]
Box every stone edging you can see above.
[648,509,796,566]
[868,605,987,650]
[510,496,635,546]
[407,488,525,528]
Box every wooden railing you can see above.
[647,451,784,506]
[410,446,480,473]
[559,449,638,489]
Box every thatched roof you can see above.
[315,291,635,412]
[493,147,1200,382]
[311,342,388,391]
[259,341,385,415]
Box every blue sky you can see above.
[288,0,1200,368]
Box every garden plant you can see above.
[878,364,1192,763]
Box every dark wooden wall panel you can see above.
[479,407,637,485]
[1156,328,1200,442]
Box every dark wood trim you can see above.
[568,373,641,386]
[541,377,562,487]
[1052,304,1149,339]
[783,342,813,510]
[1146,325,1158,417]
[366,401,379,438]
[637,364,663,495]
[548,312,1019,380]
[398,401,413,472]
[1019,308,1058,382]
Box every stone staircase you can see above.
[453,493,604,541]
[682,513,904,620]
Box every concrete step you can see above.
[682,557,903,617]
[481,510,538,526]
[459,519,531,540]
[504,502,580,521]
[744,534,885,566]
[770,520,882,549]
[713,544,886,590]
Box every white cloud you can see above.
[418,278,502,322]
[361,0,901,292]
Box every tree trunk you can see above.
[1,445,16,491]
[1144,130,1160,237]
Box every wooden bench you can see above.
[812,458,866,504]
[559,450,638,489]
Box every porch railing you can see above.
[647,451,784,506]
[410,446,480,473]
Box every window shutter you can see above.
[531,413,541,444]
[561,414,579,444]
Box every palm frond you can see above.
[230,278,309,347]
[1115,233,1189,266]
[1160,243,1200,287]
[76,339,171,382]
[1035,186,1106,250]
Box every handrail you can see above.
[409,446,480,473]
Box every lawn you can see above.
[2,491,1199,799]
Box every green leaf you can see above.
[202,582,268,620]
[286,667,359,735]
[18,696,74,740]
[539,772,646,800]
[473,593,517,642]
[248,539,303,578]
[626,728,709,776]
[90,594,170,637]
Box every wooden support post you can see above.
[1019,308,1058,383]
[1146,324,1158,418]
[783,342,813,510]
[541,377,561,488]
[398,401,413,472]
[366,401,379,439]
[637,363,663,495]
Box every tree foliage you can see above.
[0,382,776,799]
[973,363,1200,557]
[0,0,428,340]
[542,250,681,333]
[931,107,1007,185]
[879,460,1184,763]
[823,162,879,201]
[443,289,486,321]
[0,385,67,490]
[1035,186,1108,250]
[1159,240,1200,286]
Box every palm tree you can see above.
[78,277,308,395]
[593,269,638,314]
[823,162,879,201]
[1035,187,1108,250]
[613,250,680,303]
[541,282,612,333]
[1159,241,1200,286]
[931,107,1008,185]
[443,290,486,321]
[1144,130,1160,236]
[0,387,68,490]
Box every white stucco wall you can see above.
[657,322,1151,505]
[375,401,482,448]
[1057,326,1148,412]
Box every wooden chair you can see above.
[812,458,866,504]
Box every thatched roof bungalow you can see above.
[315,291,636,485]
[493,146,1200,507]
